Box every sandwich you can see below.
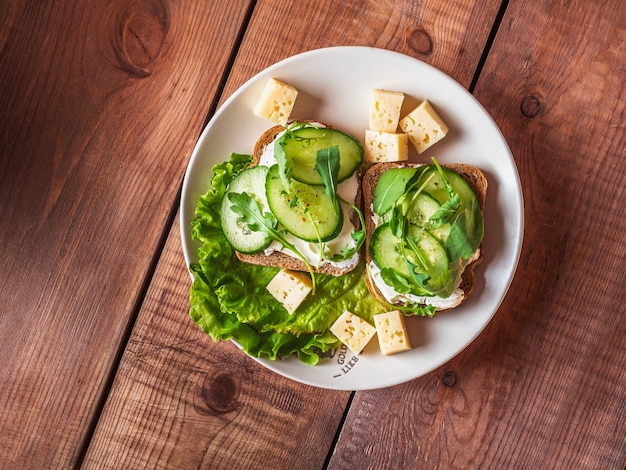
[362,159,487,316]
[220,121,366,277]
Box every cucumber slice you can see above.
[370,223,449,277]
[407,191,441,226]
[407,191,451,244]
[420,166,478,211]
[373,167,418,216]
[220,166,272,254]
[405,226,450,276]
[430,223,452,245]
[266,165,342,242]
[278,125,363,185]
[370,223,411,277]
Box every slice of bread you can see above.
[233,123,363,276]
[362,162,487,311]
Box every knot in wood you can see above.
[112,0,169,77]
[521,95,541,118]
[442,371,457,387]
[200,373,239,415]
[408,29,433,56]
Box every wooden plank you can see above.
[328,0,626,468]
[82,215,352,469]
[0,1,252,468]
[223,0,505,95]
[81,0,505,468]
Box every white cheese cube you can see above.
[364,130,409,163]
[374,310,412,356]
[330,310,377,354]
[399,100,448,154]
[253,78,298,125]
[266,269,312,314]
[369,89,405,132]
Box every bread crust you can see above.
[362,162,487,311]
[233,123,363,276]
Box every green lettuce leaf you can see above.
[189,153,385,365]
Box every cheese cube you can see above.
[253,78,298,125]
[369,89,405,132]
[364,130,409,163]
[399,100,448,154]
[374,310,412,356]
[266,269,312,314]
[330,310,377,354]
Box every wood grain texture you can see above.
[82,215,351,469]
[80,0,506,468]
[0,1,252,467]
[223,0,504,97]
[79,2,508,468]
[328,0,626,468]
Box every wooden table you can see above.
[1,0,624,468]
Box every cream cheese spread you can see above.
[367,262,464,310]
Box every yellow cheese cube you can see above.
[266,269,312,314]
[364,130,409,163]
[374,310,412,356]
[330,310,377,354]
[253,78,298,125]
[369,89,405,132]
[399,100,448,154]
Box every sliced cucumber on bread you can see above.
[220,165,273,254]
[276,125,363,185]
[266,164,343,242]
[363,161,487,311]
[222,122,364,276]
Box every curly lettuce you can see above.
[188,153,385,365]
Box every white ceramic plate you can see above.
[180,46,523,391]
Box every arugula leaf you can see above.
[402,231,455,297]
[227,192,276,238]
[427,265,459,298]
[432,157,456,199]
[273,138,291,191]
[274,121,317,191]
[389,193,408,239]
[315,145,341,215]
[328,195,366,262]
[380,267,413,294]
[373,168,418,215]
[389,170,435,239]
[315,144,367,263]
[374,268,437,317]
[227,191,317,292]
[447,197,484,261]
[428,192,461,228]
